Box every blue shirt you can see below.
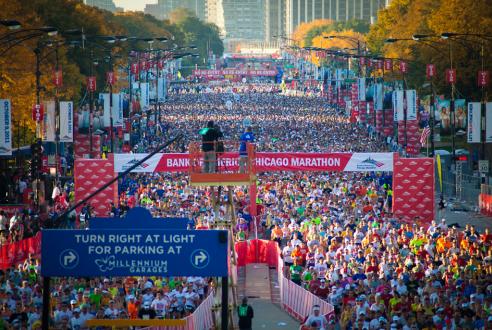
[239,132,254,155]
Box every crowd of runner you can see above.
[1,81,490,329]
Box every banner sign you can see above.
[140,83,150,111]
[87,76,96,92]
[193,69,278,77]
[384,59,393,71]
[445,69,456,84]
[393,158,434,224]
[478,70,489,87]
[357,78,366,101]
[43,100,55,142]
[106,71,116,85]
[41,229,228,277]
[0,100,12,156]
[113,93,123,127]
[100,93,111,128]
[157,77,166,102]
[426,64,435,79]
[392,90,404,121]
[0,232,41,270]
[467,102,481,143]
[131,63,139,75]
[59,101,74,142]
[399,61,408,73]
[374,83,383,111]
[52,69,63,87]
[114,152,395,173]
[32,104,44,122]
[486,102,492,143]
[406,90,417,121]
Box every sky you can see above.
[114,0,155,11]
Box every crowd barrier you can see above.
[235,239,334,323]
[142,291,215,330]
[0,232,41,270]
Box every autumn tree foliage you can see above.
[367,0,492,99]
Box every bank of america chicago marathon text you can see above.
[75,234,196,255]
[166,156,342,168]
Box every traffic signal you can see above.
[30,139,43,178]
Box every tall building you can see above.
[144,0,206,21]
[84,0,118,12]
[206,0,226,35]
[284,0,387,37]
[221,0,265,41]
[265,0,286,42]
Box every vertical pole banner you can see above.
[478,70,489,87]
[405,90,417,120]
[486,102,492,143]
[392,90,404,122]
[111,93,123,127]
[157,77,166,102]
[384,59,393,71]
[357,78,366,101]
[59,101,73,143]
[43,100,56,142]
[140,82,150,111]
[0,100,12,156]
[426,64,435,79]
[100,93,111,128]
[375,83,383,111]
[445,69,456,84]
[467,102,481,143]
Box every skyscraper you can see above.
[206,0,226,35]
[144,0,206,21]
[265,0,286,42]
[221,0,265,40]
[283,0,388,37]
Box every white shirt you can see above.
[303,314,327,330]
[282,246,294,263]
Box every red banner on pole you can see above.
[426,64,435,79]
[478,70,489,87]
[87,76,96,92]
[140,60,148,71]
[384,59,393,71]
[359,57,366,66]
[157,60,164,70]
[52,69,63,87]
[131,63,139,75]
[106,71,116,85]
[399,61,408,73]
[445,68,456,84]
[32,104,44,122]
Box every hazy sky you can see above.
[114,0,155,11]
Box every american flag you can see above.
[420,126,431,145]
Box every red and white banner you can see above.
[74,156,117,217]
[193,69,277,77]
[426,64,435,79]
[478,70,489,87]
[445,68,456,84]
[384,59,393,71]
[87,76,97,92]
[32,104,44,122]
[74,134,101,159]
[106,71,116,85]
[0,232,41,270]
[131,63,139,75]
[114,152,395,173]
[399,61,408,73]
[52,69,63,87]
[393,158,434,225]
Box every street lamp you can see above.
[0,20,21,30]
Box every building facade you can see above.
[265,0,286,43]
[221,0,265,41]
[84,0,121,12]
[144,0,206,21]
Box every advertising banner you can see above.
[467,102,481,143]
[113,152,395,173]
[74,157,117,217]
[193,69,277,77]
[392,158,434,224]
[32,104,44,122]
[392,90,404,121]
[140,82,150,111]
[112,93,124,127]
[59,101,74,142]
[43,100,56,142]
[100,93,111,128]
[0,232,41,270]
[0,100,12,156]
[374,83,383,111]
[426,64,435,79]
[357,78,366,101]
[157,77,166,102]
[437,98,451,134]
[406,90,417,121]
[486,102,492,143]
[454,99,467,131]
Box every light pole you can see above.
[384,37,442,156]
